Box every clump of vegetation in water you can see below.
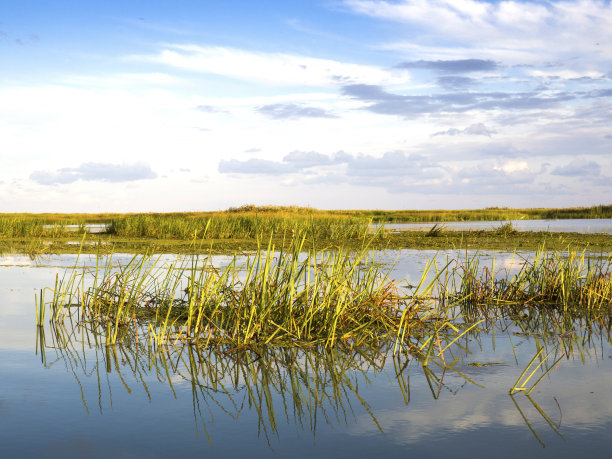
[440,248,612,320]
[106,213,371,241]
[38,235,456,352]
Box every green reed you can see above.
[106,213,371,241]
[441,248,612,313]
[0,217,90,238]
[40,235,455,352]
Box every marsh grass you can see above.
[37,238,612,401]
[3,202,611,238]
[425,224,445,237]
[40,235,460,354]
[440,248,612,313]
[0,217,90,238]
[494,222,518,237]
[106,213,372,240]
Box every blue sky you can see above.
[1,0,611,211]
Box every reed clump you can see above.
[442,249,612,312]
[0,217,88,238]
[106,214,371,241]
[40,235,449,351]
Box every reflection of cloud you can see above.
[257,103,337,120]
[30,162,157,185]
[346,343,612,446]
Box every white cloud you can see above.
[30,162,157,185]
[344,0,612,66]
[496,160,529,173]
[131,44,409,87]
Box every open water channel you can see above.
[1,250,611,458]
[376,218,612,234]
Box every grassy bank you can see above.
[2,203,611,228]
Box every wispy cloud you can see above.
[397,59,498,73]
[551,159,601,177]
[195,104,227,114]
[432,123,496,137]
[218,158,296,175]
[257,103,338,120]
[344,0,612,66]
[133,44,407,87]
[30,163,157,186]
[341,84,575,118]
[436,76,477,90]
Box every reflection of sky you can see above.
[379,218,612,235]
[1,251,612,456]
[347,334,612,447]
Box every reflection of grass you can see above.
[510,393,564,448]
[37,320,394,443]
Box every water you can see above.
[42,224,108,233]
[1,252,611,458]
[44,219,612,236]
[376,218,612,234]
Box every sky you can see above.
[1,0,611,212]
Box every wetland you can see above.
[1,206,611,458]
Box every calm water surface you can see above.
[378,218,612,234]
[1,251,611,458]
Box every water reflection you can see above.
[34,302,612,450]
[377,218,612,234]
[3,251,611,456]
[38,325,400,444]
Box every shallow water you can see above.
[1,252,611,458]
[42,224,108,234]
[377,218,612,234]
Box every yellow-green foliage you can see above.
[41,236,445,350]
[444,248,612,312]
[107,213,371,240]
